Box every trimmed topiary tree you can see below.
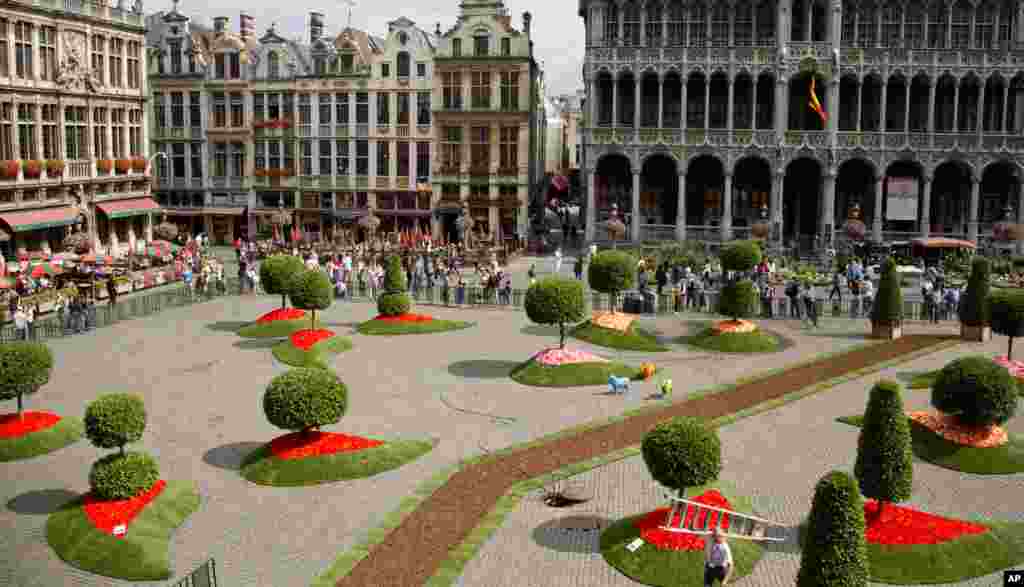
[960,258,992,341]
[640,416,721,498]
[524,276,586,349]
[797,470,869,587]
[870,258,903,339]
[931,356,1018,428]
[88,451,160,500]
[263,368,348,435]
[84,393,147,455]
[854,380,913,522]
[719,240,763,277]
[0,342,54,415]
[260,254,306,309]
[289,269,333,331]
[717,279,759,322]
[990,288,1024,360]
[377,255,412,317]
[588,250,636,312]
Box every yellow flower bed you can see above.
[908,411,1009,448]
[591,311,636,333]
[711,319,758,335]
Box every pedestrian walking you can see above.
[13,305,27,340]
[761,282,775,318]
[574,255,584,281]
[553,247,563,275]
[828,270,843,302]
[802,283,818,328]
[703,527,734,587]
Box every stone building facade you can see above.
[0,0,152,259]
[579,0,1024,252]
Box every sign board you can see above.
[626,538,645,552]
[886,177,919,221]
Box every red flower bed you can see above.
[83,479,167,538]
[373,313,434,322]
[633,490,733,551]
[269,431,384,460]
[290,328,335,351]
[0,411,61,439]
[864,500,988,545]
[256,308,307,323]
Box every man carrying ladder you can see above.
[704,527,733,586]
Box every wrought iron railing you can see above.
[169,558,217,587]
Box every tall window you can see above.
[951,1,970,49]
[65,106,87,160]
[314,56,326,75]
[267,52,279,79]
[451,38,462,57]
[112,109,125,157]
[928,3,947,48]
[976,5,995,48]
[474,35,489,56]
[215,53,226,79]
[417,92,431,125]
[501,38,511,55]
[0,103,13,160]
[646,6,662,46]
[301,140,313,175]
[689,3,706,46]
[499,126,518,170]
[231,93,244,127]
[443,72,463,109]
[229,53,240,79]
[109,38,123,86]
[230,143,244,176]
[500,72,519,110]
[283,93,295,122]
[356,92,369,123]
[17,104,35,159]
[756,3,775,44]
[299,94,312,126]
[841,6,856,43]
[129,109,142,155]
[171,92,185,128]
[190,92,201,129]
[397,93,410,125]
[905,4,924,48]
[91,35,105,83]
[39,26,56,81]
[171,143,186,177]
[190,143,203,179]
[127,41,141,88]
[376,141,390,176]
[91,108,106,159]
[15,22,32,79]
[0,20,8,77]
[397,52,411,77]
[415,142,429,181]
[623,3,640,46]
[212,93,226,127]
[442,126,462,169]
[376,92,390,124]
[605,5,619,43]
[336,93,350,125]
[999,1,1014,43]
[153,93,166,130]
[254,142,266,170]
[355,140,368,174]
[319,94,332,125]
[470,126,489,170]
[41,104,58,159]
[667,4,683,45]
[381,63,390,77]
[471,72,491,109]
[883,5,902,47]
[169,39,182,73]
[254,93,265,122]
[734,4,752,46]
[268,141,281,168]
[319,140,331,174]
[856,6,876,46]
[335,140,350,175]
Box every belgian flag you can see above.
[808,78,828,125]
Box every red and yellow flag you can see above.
[808,78,827,124]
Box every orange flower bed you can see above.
[591,311,636,333]
[373,313,434,322]
[864,499,988,545]
[908,411,1008,448]
[0,411,61,439]
[711,319,758,334]
[290,329,335,351]
[256,308,307,323]
[83,479,167,538]
[269,431,384,460]
[633,490,733,551]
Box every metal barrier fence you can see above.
[169,558,217,587]
[0,278,240,344]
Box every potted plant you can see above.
[1,160,18,179]
[22,160,43,179]
[131,157,147,172]
[45,160,64,177]
[959,257,992,342]
[115,159,132,174]
[870,258,903,340]
[97,159,113,174]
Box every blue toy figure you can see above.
[658,378,673,399]
[608,375,631,394]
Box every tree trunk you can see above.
[1009,337,1015,362]
[559,322,566,349]
[119,445,125,456]
[311,309,316,332]
[16,394,23,417]
[281,294,287,309]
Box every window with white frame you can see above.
[951,1,970,49]
[229,52,240,79]
[65,106,87,160]
[109,38,123,86]
[356,92,369,123]
[230,93,244,127]
[153,93,166,129]
[442,126,462,169]
[0,103,13,160]
[397,93,410,125]
[355,140,368,174]
[904,4,923,48]
[470,126,489,170]
[335,140,349,175]
[268,141,281,168]
[91,107,107,159]
[471,72,490,109]
[376,141,389,176]
[169,39,182,74]
[190,143,202,178]
[212,92,226,127]
[189,92,201,129]
[255,141,266,170]
[319,140,331,174]
[267,52,279,79]
[254,93,265,122]
[213,142,227,176]
[417,92,430,125]
[319,94,332,125]
[230,142,244,176]
[500,72,519,110]
[301,140,313,175]
[128,41,141,88]
[171,92,185,127]
[336,93,349,125]
[499,126,518,169]
[266,93,281,119]
[92,35,105,82]
[377,92,390,124]
[0,20,8,77]
[623,4,640,45]
[15,22,33,79]
[112,108,125,157]
[442,72,462,109]
[39,26,56,81]
[976,5,995,48]
[129,109,142,155]
[41,104,58,159]
[415,142,429,182]
[299,94,312,128]
[171,142,186,177]
[883,5,902,47]
[734,3,752,46]
[17,104,35,159]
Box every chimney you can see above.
[214,16,228,33]
[310,12,325,43]
[522,11,532,36]
[240,13,254,39]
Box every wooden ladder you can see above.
[660,491,785,542]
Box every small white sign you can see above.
[626,538,645,552]
[112,524,127,536]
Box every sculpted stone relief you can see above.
[58,30,102,92]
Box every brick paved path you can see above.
[457,334,1024,587]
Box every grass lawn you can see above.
[571,321,668,352]
[45,480,200,582]
[509,359,648,387]
[271,336,353,369]
[239,437,435,486]
[0,416,83,462]
[356,318,474,336]
[237,317,320,338]
[908,370,941,390]
[837,415,1024,474]
[600,483,764,587]
[680,328,782,353]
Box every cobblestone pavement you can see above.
[456,334,1024,587]
[0,292,886,587]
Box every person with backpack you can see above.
[801,282,818,328]
[785,278,801,319]
[927,285,941,323]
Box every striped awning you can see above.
[96,197,162,219]
[0,206,80,232]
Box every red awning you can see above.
[0,206,80,232]
[911,237,977,250]
[96,197,162,219]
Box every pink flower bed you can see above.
[531,347,609,366]
[993,355,1024,380]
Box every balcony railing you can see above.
[2,159,146,184]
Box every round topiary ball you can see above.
[377,292,412,316]
[641,416,721,492]
[587,250,636,298]
[263,368,348,433]
[796,470,868,587]
[88,451,160,500]
[931,356,1018,427]
[719,240,763,273]
[524,276,586,334]
[259,255,306,305]
[83,393,147,451]
[289,269,333,313]
[0,342,54,410]
[717,279,758,321]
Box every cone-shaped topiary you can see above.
[854,380,913,518]
[289,269,333,331]
[719,240,763,274]
[959,257,991,327]
[870,258,903,326]
[260,255,306,309]
[717,279,758,321]
[0,342,53,415]
[524,277,586,349]
[83,393,146,455]
[797,470,869,587]
[990,288,1024,360]
[263,368,348,434]
[378,255,411,317]
[587,250,636,312]
[641,416,721,496]
[931,356,1018,428]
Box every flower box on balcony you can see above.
[23,160,43,179]
[97,159,114,174]
[115,159,132,174]
[1,160,19,179]
[131,157,147,172]
[46,160,65,177]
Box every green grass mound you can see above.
[837,415,1024,474]
[509,359,649,387]
[45,480,200,582]
[600,483,764,587]
[908,370,941,390]
[356,318,474,336]
[0,417,83,462]
[239,437,435,486]
[238,317,321,338]
[681,328,782,353]
[271,335,352,369]
[571,321,668,352]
